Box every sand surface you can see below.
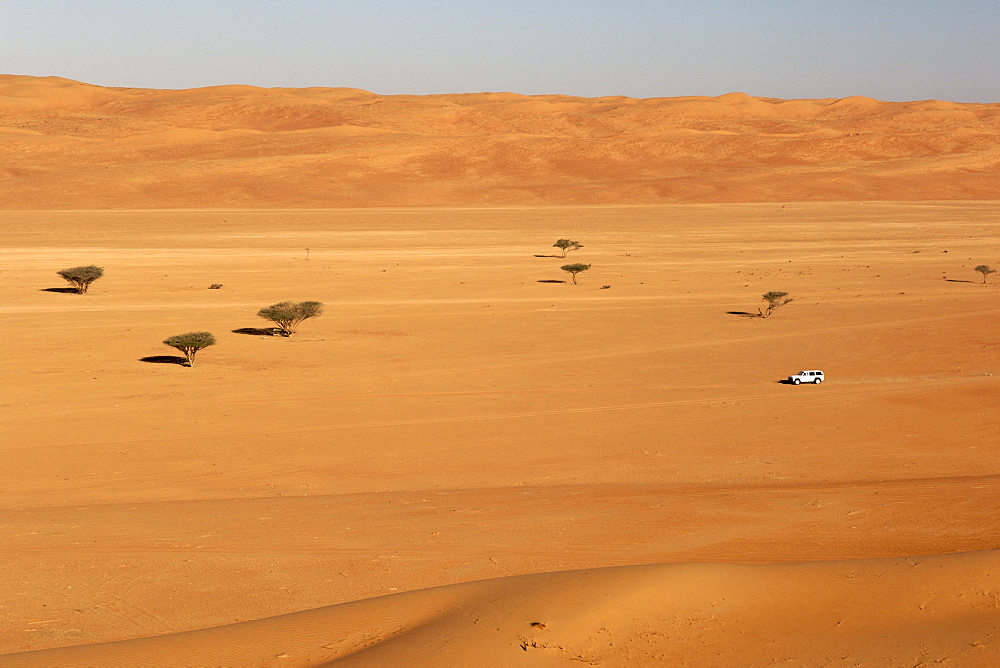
[2,77,1000,665]
[2,75,999,207]
[3,203,999,665]
[7,552,1000,666]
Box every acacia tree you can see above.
[561,263,591,284]
[162,331,216,367]
[257,300,324,336]
[759,291,793,318]
[553,239,583,257]
[57,265,104,294]
[974,264,996,284]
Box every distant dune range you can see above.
[2,75,999,208]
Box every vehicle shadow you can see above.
[139,355,188,365]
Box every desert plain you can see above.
[2,76,1000,666]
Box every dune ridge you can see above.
[5,551,999,666]
[1,75,998,208]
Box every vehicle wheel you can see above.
[814,378,822,384]
[793,378,801,385]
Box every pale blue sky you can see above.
[1,0,998,101]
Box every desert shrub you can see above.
[553,239,583,257]
[560,263,591,284]
[162,331,216,367]
[257,300,324,336]
[57,265,104,294]
[974,265,996,284]
[760,291,793,318]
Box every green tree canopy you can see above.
[560,263,591,284]
[57,265,104,294]
[257,301,324,336]
[162,331,216,367]
[760,291,793,318]
[974,265,996,283]
[553,239,583,257]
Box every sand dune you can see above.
[2,75,1000,665]
[6,550,999,666]
[1,75,998,207]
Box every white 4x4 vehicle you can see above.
[788,370,824,385]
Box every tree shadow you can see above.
[533,254,564,258]
[140,355,188,365]
[537,279,567,284]
[727,311,761,318]
[945,279,977,283]
[232,327,280,336]
[40,287,82,294]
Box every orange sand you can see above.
[2,75,999,208]
[1,77,999,666]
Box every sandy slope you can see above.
[1,75,999,208]
[2,202,999,665]
[6,552,1000,666]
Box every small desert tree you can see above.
[57,265,104,294]
[760,291,793,318]
[974,264,996,284]
[163,331,216,367]
[257,300,324,336]
[561,263,591,284]
[553,239,583,257]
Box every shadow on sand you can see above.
[140,355,188,366]
[537,279,567,284]
[727,310,761,318]
[232,327,280,336]
[40,287,82,294]
[533,254,565,258]
[945,279,977,283]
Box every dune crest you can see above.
[1,75,997,207]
